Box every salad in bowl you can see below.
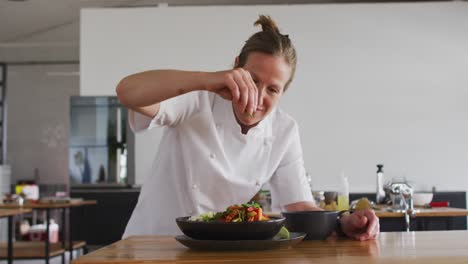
[176,202,285,240]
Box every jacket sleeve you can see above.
[269,122,313,209]
[128,91,208,133]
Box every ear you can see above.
[234,56,240,68]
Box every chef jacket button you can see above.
[210,153,216,159]
[192,184,198,190]
[255,180,261,186]
[216,123,222,129]
[264,139,270,146]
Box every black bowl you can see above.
[175,216,285,240]
[282,211,338,240]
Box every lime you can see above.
[355,197,372,210]
[275,226,290,240]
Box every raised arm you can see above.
[116,70,211,118]
[116,68,258,119]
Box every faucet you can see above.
[389,182,415,232]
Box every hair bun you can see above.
[254,15,280,34]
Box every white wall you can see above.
[7,64,79,184]
[81,3,468,192]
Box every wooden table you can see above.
[0,200,97,264]
[0,209,32,264]
[72,231,468,264]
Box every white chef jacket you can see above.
[123,91,313,237]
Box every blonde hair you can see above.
[237,15,297,91]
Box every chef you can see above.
[117,15,379,241]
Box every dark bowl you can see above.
[282,211,338,240]
[175,216,285,240]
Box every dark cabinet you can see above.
[70,188,140,247]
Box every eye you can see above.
[268,87,279,94]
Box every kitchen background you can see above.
[0,0,467,195]
[82,2,468,192]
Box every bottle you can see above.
[337,172,349,211]
[376,164,385,204]
[48,219,59,243]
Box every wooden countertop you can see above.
[0,242,65,259]
[73,231,468,264]
[375,207,468,218]
[0,200,97,209]
[0,208,31,218]
[267,207,468,218]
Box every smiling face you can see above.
[232,52,292,129]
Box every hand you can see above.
[340,209,379,241]
[205,69,258,116]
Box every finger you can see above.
[362,213,379,240]
[365,222,375,238]
[364,212,378,236]
[225,75,240,102]
[370,224,380,239]
[247,84,256,116]
[240,70,255,116]
[352,214,368,228]
[353,233,365,241]
[252,78,258,112]
[368,223,380,237]
[244,72,258,115]
[359,230,371,241]
[233,71,249,114]
[370,222,380,239]
[241,72,255,116]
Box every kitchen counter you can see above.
[0,200,97,209]
[374,206,468,218]
[267,206,468,218]
[0,208,31,217]
[73,231,468,264]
